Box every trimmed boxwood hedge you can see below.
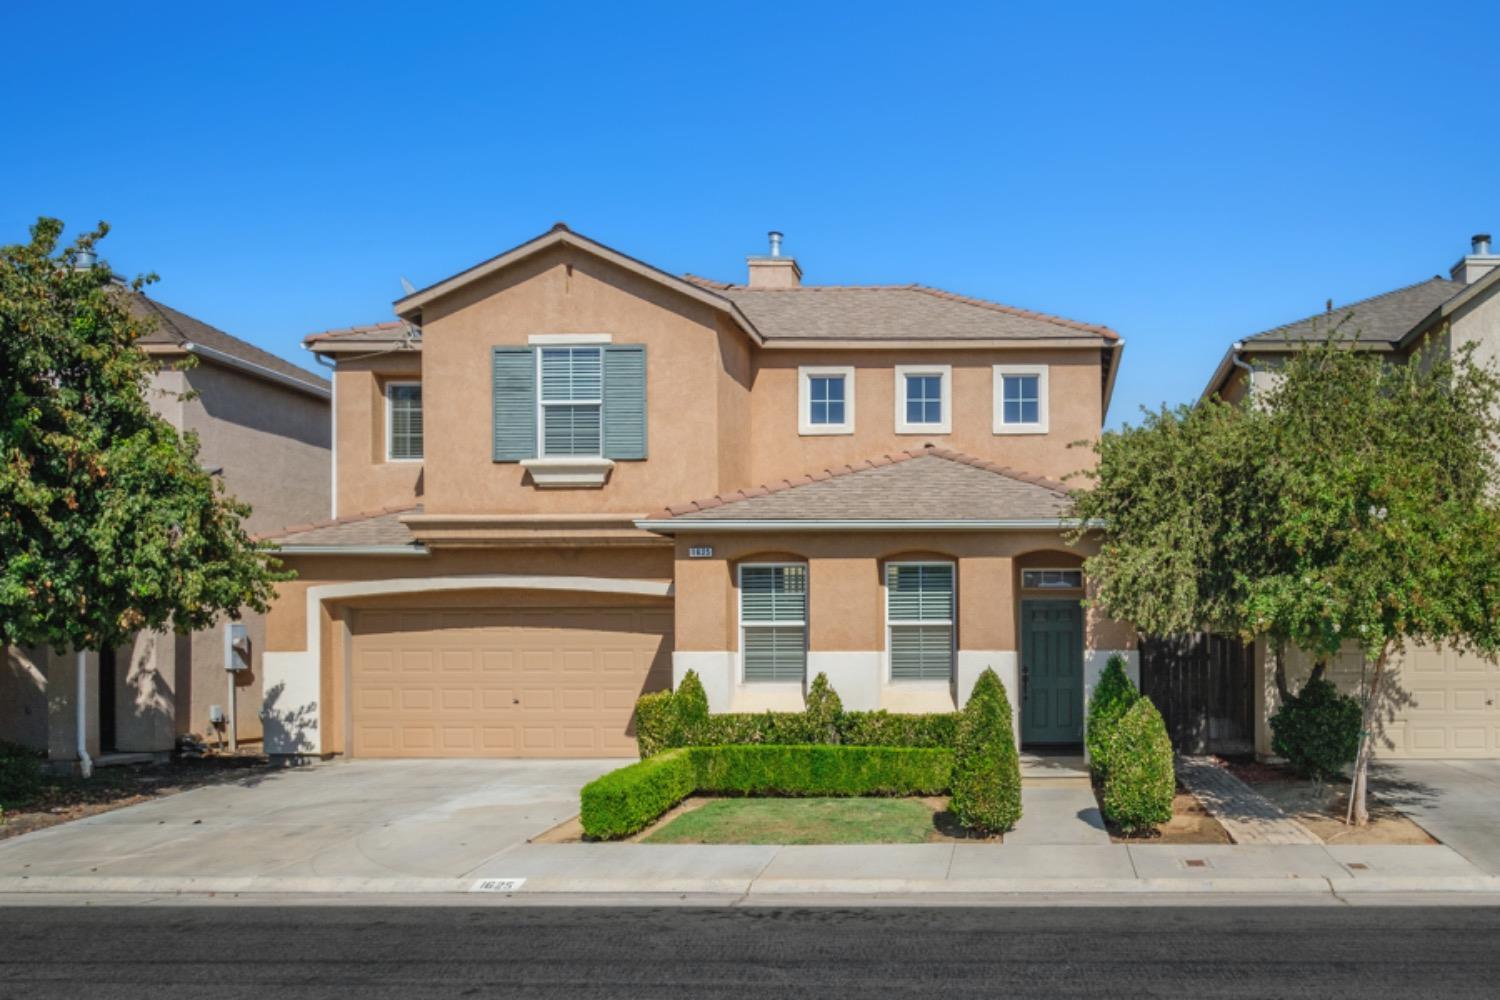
[578,745,955,840]
[635,671,959,755]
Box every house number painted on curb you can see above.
[688,546,714,558]
[470,878,526,893]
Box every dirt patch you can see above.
[0,752,274,841]
[1102,785,1234,844]
[1218,757,1436,846]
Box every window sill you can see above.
[520,456,615,488]
[993,423,1049,436]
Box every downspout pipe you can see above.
[76,650,94,778]
[1228,341,1254,391]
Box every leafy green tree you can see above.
[1,219,287,672]
[1073,335,1500,824]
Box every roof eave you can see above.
[636,517,1095,533]
[272,544,430,556]
[143,342,331,399]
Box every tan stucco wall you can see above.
[748,348,1102,485]
[334,354,424,517]
[671,531,1128,653]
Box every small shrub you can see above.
[633,691,675,759]
[692,745,952,797]
[949,668,1022,833]
[0,739,44,803]
[579,749,697,839]
[670,670,710,746]
[838,711,958,748]
[1100,698,1175,834]
[803,673,843,743]
[1086,654,1139,778]
[1270,677,1361,780]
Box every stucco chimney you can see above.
[747,230,802,288]
[1451,232,1498,284]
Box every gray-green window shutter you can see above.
[602,344,647,460]
[492,347,536,462]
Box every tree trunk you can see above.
[1346,642,1391,827]
[1272,642,1290,703]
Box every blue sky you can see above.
[8,1,1498,427]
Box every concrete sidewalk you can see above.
[4,841,1494,899]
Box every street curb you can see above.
[5,874,1500,897]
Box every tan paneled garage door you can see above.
[350,605,671,758]
[1382,647,1500,758]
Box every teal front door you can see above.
[1021,600,1084,745]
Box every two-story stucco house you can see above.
[1,290,331,767]
[1203,233,1500,760]
[261,225,1134,759]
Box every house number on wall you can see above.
[688,546,714,559]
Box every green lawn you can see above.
[643,796,939,845]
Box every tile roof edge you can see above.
[646,446,1070,520]
[303,321,410,343]
[256,504,421,542]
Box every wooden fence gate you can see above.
[1138,634,1255,754]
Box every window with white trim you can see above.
[798,366,855,435]
[993,364,1049,433]
[895,365,951,433]
[538,346,603,457]
[385,382,423,461]
[886,562,954,681]
[739,564,808,683]
[1022,568,1083,590]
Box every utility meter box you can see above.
[226,622,251,672]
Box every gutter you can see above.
[180,341,332,400]
[273,545,430,556]
[634,518,1101,533]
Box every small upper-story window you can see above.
[385,382,423,461]
[1022,568,1083,590]
[993,365,1049,434]
[539,346,603,457]
[798,365,855,435]
[894,365,952,434]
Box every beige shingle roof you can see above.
[1244,276,1463,347]
[684,278,1117,343]
[651,447,1071,523]
[262,506,422,548]
[128,293,329,393]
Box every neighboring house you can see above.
[260,224,1133,760]
[1203,233,1500,759]
[0,290,331,767]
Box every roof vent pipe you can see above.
[768,231,783,258]
[74,248,97,269]
[1474,233,1493,256]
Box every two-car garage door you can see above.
[350,604,672,758]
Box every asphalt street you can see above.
[3,903,1499,998]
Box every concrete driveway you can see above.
[0,758,616,882]
[1377,760,1500,876]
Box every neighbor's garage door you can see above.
[1383,647,1500,758]
[350,605,672,758]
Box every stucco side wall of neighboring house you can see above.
[334,353,425,517]
[414,244,742,515]
[261,545,675,755]
[669,530,1133,718]
[1449,285,1500,373]
[747,347,1104,484]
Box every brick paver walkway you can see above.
[1177,756,1322,845]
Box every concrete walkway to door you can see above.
[1006,752,1111,846]
[0,758,618,882]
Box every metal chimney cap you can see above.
[1473,233,1493,255]
[767,231,783,257]
[74,248,97,269]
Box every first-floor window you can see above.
[539,346,603,456]
[740,564,807,683]
[887,562,954,681]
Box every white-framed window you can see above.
[739,563,808,683]
[385,381,423,461]
[993,364,1049,434]
[537,346,603,457]
[894,364,952,434]
[1022,568,1083,590]
[886,561,954,681]
[798,365,855,435]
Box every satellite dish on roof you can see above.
[400,276,416,295]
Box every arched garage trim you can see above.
[262,574,674,754]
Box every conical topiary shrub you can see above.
[949,668,1022,833]
[803,672,843,743]
[1086,653,1139,778]
[1100,697,1175,835]
[670,670,709,746]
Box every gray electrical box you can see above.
[226,622,251,672]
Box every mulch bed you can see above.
[1098,781,1234,844]
[1,752,274,840]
